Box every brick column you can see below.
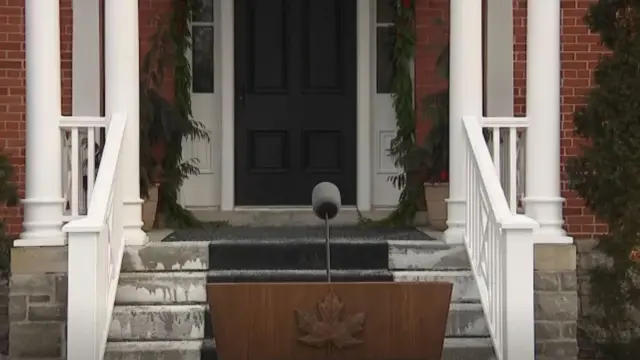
[534,244,579,360]
[9,247,67,359]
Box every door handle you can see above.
[236,84,247,109]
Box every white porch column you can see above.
[444,0,484,244]
[105,0,148,245]
[524,1,571,243]
[16,0,66,247]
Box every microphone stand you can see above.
[325,213,331,283]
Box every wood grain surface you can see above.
[208,282,453,360]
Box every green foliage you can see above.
[0,154,19,280]
[382,8,449,226]
[565,1,640,357]
[382,0,420,226]
[420,43,449,183]
[140,0,209,228]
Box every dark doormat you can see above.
[161,225,434,242]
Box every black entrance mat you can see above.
[161,225,433,242]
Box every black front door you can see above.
[234,0,357,206]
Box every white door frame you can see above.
[218,0,373,211]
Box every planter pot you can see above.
[424,182,449,230]
[142,184,159,231]
[208,282,453,360]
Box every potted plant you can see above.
[421,42,450,230]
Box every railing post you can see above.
[446,0,483,244]
[66,230,102,359]
[104,0,147,245]
[16,0,65,246]
[501,215,537,360]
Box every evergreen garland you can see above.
[141,0,209,228]
[373,0,421,226]
[566,1,640,357]
[161,0,207,227]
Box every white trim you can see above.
[485,0,514,117]
[217,0,373,210]
[72,0,101,117]
[356,0,372,211]
[219,0,235,211]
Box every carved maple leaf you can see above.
[295,291,366,349]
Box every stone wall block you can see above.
[8,295,26,322]
[10,323,64,358]
[9,246,68,360]
[535,244,579,360]
[535,272,561,291]
[28,304,67,321]
[535,292,579,321]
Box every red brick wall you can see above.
[414,0,449,142]
[559,0,607,237]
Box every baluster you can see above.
[492,128,500,178]
[508,127,518,212]
[71,128,80,216]
[87,128,96,206]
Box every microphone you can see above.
[311,182,342,220]
[311,182,341,283]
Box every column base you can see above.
[523,196,572,244]
[16,197,66,247]
[123,198,148,246]
[443,197,465,244]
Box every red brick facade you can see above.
[0,0,605,238]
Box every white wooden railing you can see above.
[462,116,537,360]
[60,116,106,220]
[480,117,527,214]
[63,113,128,360]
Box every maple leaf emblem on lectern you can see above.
[294,291,366,349]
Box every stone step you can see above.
[388,241,470,270]
[108,303,489,341]
[120,240,470,272]
[115,270,479,305]
[190,209,429,227]
[104,338,495,360]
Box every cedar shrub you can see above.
[566,1,640,357]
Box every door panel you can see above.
[234,0,357,206]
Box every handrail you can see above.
[462,116,537,360]
[63,112,128,360]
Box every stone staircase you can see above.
[103,228,495,360]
